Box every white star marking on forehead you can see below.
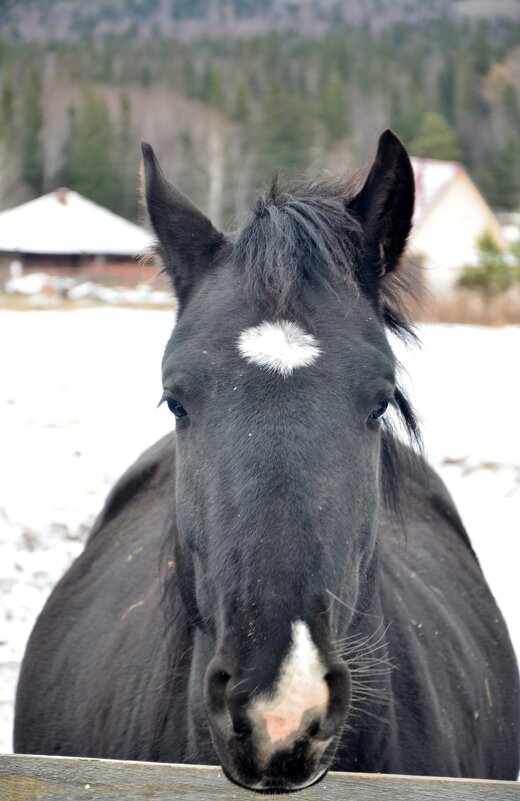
[237,320,321,378]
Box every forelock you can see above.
[232,173,363,316]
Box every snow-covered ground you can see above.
[0,309,519,754]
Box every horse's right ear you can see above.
[141,141,224,306]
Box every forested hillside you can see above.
[1,0,519,225]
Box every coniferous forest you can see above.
[0,0,519,226]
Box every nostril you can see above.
[307,720,321,738]
[325,664,351,707]
[317,664,351,741]
[230,711,252,739]
[206,665,231,715]
[206,663,253,738]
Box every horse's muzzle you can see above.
[204,655,350,792]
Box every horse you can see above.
[14,131,520,791]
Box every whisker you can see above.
[326,589,383,620]
[328,611,397,730]
[334,617,388,640]
[347,657,395,670]
[348,705,391,726]
[229,678,249,693]
[332,620,390,653]
[349,670,394,680]
[351,686,389,700]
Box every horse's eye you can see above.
[368,400,389,423]
[167,398,187,419]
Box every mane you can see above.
[233,172,423,514]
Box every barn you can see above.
[0,188,152,285]
[409,157,507,295]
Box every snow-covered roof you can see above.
[0,189,151,257]
[411,157,461,224]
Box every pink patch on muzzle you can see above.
[263,711,302,744]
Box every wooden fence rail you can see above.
[1,754,519,801]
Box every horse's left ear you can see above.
[141,141,224,306]
[349,130,414,279]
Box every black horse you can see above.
[15,131,519,791]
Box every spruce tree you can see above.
[257,80,314,178]
[479,142,520,210]
[320,71,348,143]
[437,55,456,125]
[232,75,252,124]
[61,84,121,212]
[116,92,138,219]
[0,72,14,140]
[19,68,44,194]
[408,112,462,161]
[472,21,491,77]
[203,64,227,113]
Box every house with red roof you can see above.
[409,158,506,294]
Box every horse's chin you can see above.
[220,762,329,794]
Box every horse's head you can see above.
[142,131,416,791]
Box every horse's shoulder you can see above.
[416,456,477,556]
[87,432,176,545]
[387,442,478,559]
[46,432,177,608]
[419,460,476,552]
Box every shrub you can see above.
[459,230,519,295]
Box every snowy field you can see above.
[0,309,519,754]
